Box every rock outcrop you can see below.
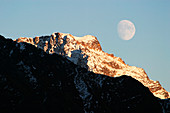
[0,35,164,113]
[14,32,170,99]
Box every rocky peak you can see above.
[53,32,102,50]
[14,32,170,99]
[0,36,166,113]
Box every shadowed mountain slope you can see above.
[14,32,170,99]
[0,35,165,113]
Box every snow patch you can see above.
[9,50,13,57]
[17,61,37,83]
[19,43,25,51]
[74,68,93,112]
[74,68,90,100]
[16,43,18,47]
[74,35,96,43]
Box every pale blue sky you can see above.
[0,0,170,91]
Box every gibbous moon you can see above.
[118,20,136,40]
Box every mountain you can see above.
[14,32,170,99]
[0,35,166,113]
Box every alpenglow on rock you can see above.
[0,35,165,113]
[15,32,170,99]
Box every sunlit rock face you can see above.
[15,32,170,99]
[0,36,164,113]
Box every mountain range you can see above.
[14,32,170,99]
[0,34,169,113]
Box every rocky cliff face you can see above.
[14,32,170,99]
[0,35,164,113]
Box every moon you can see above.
[117,20,136,40]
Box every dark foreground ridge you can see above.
[0,35,166,113]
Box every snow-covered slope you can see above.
[15,32,170,99]
[0,35,164,113]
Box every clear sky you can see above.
[0,0,170,91]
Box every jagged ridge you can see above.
[14,32,170,99]
[0,35,166,113]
